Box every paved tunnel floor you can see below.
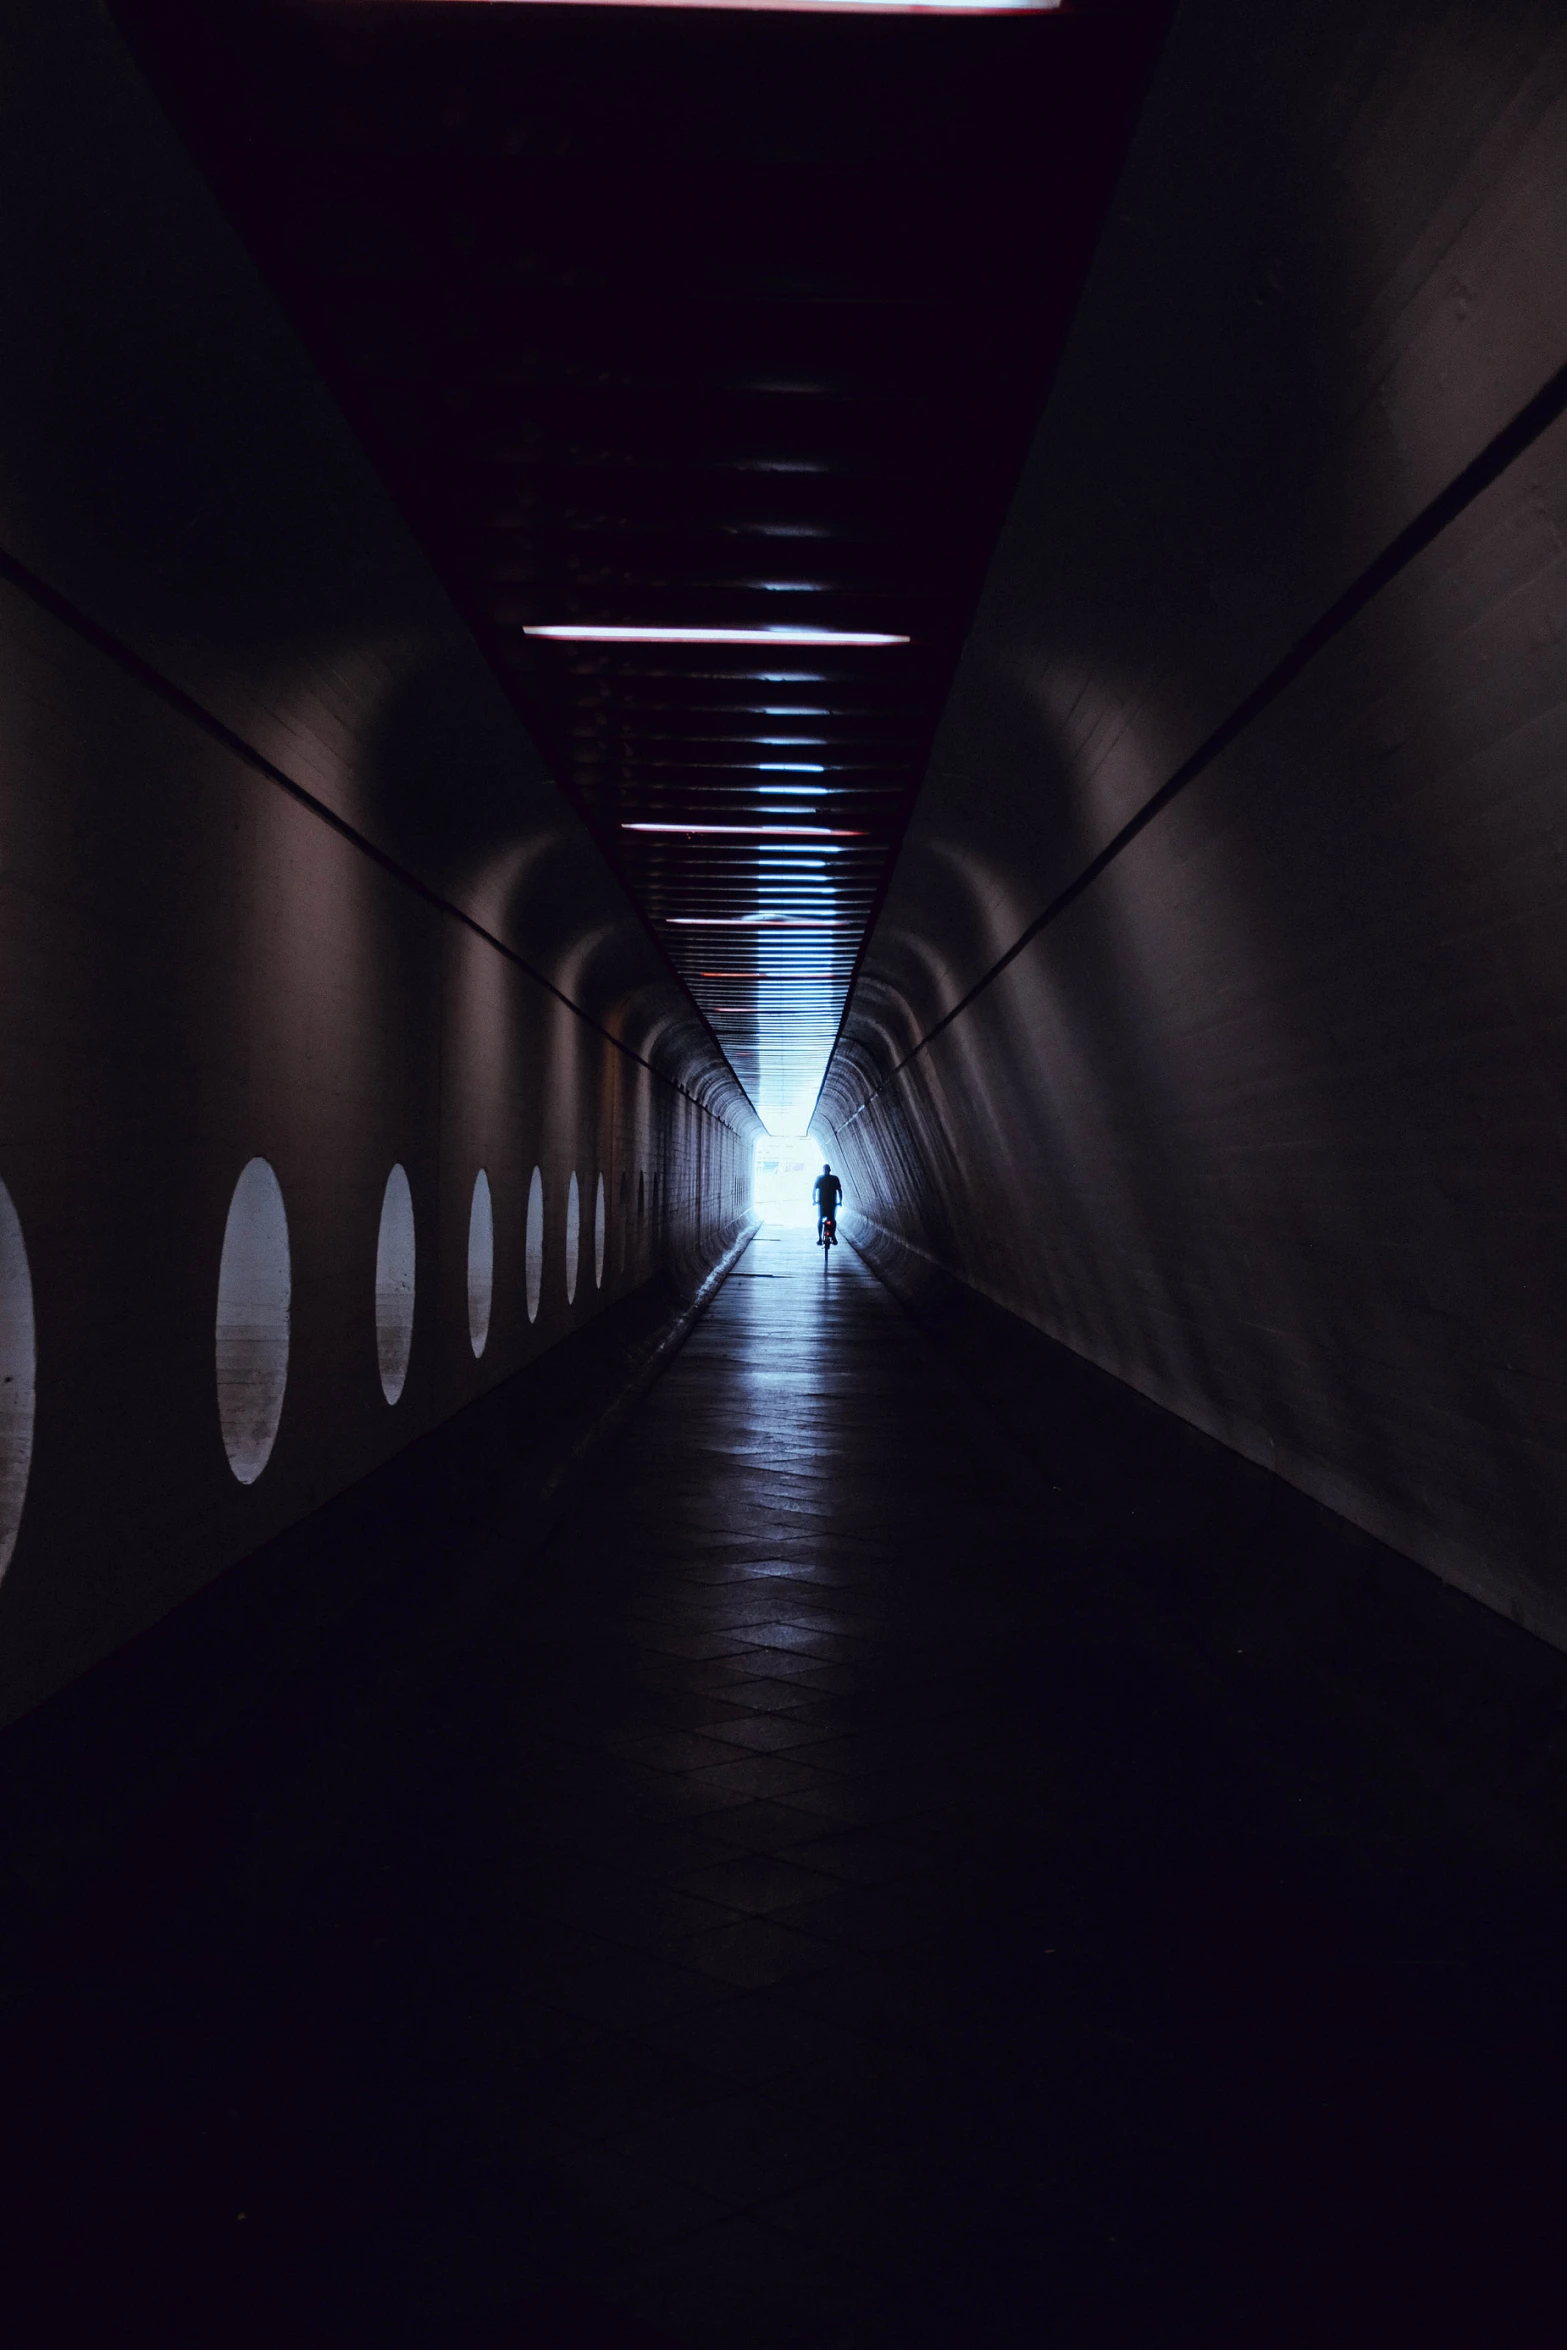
[20,1226,1567,2349]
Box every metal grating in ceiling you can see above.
[116,0,1169,1132]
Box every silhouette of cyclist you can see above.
[813,1162,842,1246]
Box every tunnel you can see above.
[1,0,1566,2342]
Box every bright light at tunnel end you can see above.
[752,1135,839,1229]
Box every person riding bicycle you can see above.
[813,1163,842,1246]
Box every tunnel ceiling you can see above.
[115,0,1168,1135]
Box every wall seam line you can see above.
[834,349,1567,1130]
[0,543,746,1132]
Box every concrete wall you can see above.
[822,0,1567,1643]
[0,2,754,1724]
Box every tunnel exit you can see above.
[751,1135,831,1227]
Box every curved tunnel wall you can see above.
[0,4,755,1725]
[823,0,1567,1643]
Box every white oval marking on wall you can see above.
[565,1172,581,1306]
[525,1166,544,1324]
[215,1156,290,1486]
[375,1163,416,1404]
[0,1180,37,1581]
[468,1169,494,1359]
[594,1172,606,1290]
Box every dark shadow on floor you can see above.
[2,1226,1565,2348]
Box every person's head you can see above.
[821,1163,831,1176]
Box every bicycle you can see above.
[821,1213,836,1271]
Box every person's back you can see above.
[813,1163,842,1243]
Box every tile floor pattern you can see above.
[33,1225,1567,2349]
[398,1222,1079,2348]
